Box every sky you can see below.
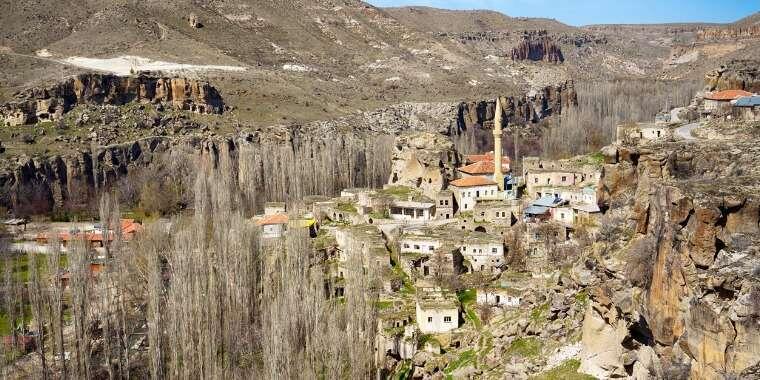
[366,0,759,26]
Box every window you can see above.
[561,176,567,182]
[445,200,449,205]
[428,317,433,323]
[446,214,450,219]
[440,200,445,206]
[561,213,565,218]
[403,244,410,248]
[546,178,550,184]
[414,245,420,250]
[444,316,452,323]
[429,246,435,251]
[476,190,480,197]
[534,178,538,183]
[492,248,497,253]
[464,204,468,210]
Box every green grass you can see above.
[376,300,394,310]
[530,303,549,323]
[530,359,597,380]
[379,186,416,198]
[457,289,481,329]
[506,337,542,358]
[393,360,413,380]
[586,152,605,167]
[368,210,390,219]
[444,349,476,378]
[335,202,357,214]
[574,291,589,307]
[457,289,476,304]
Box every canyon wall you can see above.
[704,60,760,93]
[582,141,760,379]
[0,73,224,126]
[511,38,564,63]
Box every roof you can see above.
[572,203,601,213]
[705,90,753,101]
[392,200,434,209]
[465,152,511,164]
[733,95,760,107]
[524,205,549,215]
[450,176,497,187]
[532,195,565,208]
[256,213,289,226]
[457,160,510,175]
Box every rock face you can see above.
[0,73,225,126]
[586,139,760,379]
[387,132,460,198]
[697,25,760,41]
[457,81,577,130]
[704,60,760,93]
[511,38,564,64]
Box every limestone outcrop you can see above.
[457,81,577,130]
[511,37,564,64]
[704,60,760,93]
[584,138,760,379]
[0,73,225,126]
[387,132,460,198]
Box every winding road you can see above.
[675,122,700,141]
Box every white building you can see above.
[399,234,442,255]
[415,287,459,334]
[389,200,435,221]
[255,214,288,239]
[449,177,499,212]
[476,288,521,307]
[460,232,504,272]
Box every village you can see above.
[1,85,757,377]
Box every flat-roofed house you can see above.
[459,231,505,273]
[449,177,499,212]
[415,287,459,334]
[733,95,760,121]
[389,200,435,221]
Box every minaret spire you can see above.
[493,97,505,191]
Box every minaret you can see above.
[493,97,505,190]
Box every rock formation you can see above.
[705,60,760,93]
[584,139,760,379]
[511,37,564,63]
[0,73,225,126]
[457,81,577,131]
[697,25,760,41]
[387,132,460,198]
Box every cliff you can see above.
[0,73,225,126]
[457,80,577,131]
[705,60,760,93]
[582,139,760,379]
[511,37,565,64]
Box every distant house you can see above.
[415,287,459,334]
[256,214,289,239]
[457,159,510,181]
[476,288,521,307]
[434,190,454,220]
[732,95,760,121]
[615,122,672,144]
[389,200,435,222]
[449,177,499,212]
[459,231,504,273]
[704,90,753,113]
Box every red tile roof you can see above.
[705,90,753,101]
[458,160,510,175]
[450,177,497,187]
[464,152,511,165]
[256,214,289,226]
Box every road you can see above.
[675,122,700,141]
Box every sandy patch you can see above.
[60,55,247,76]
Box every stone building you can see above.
[459,231,505,273]
[415,287,459,334]
[449,177,499,212]
[476,287,521,307]
[703,89,752,113]
[434,190,454,220]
